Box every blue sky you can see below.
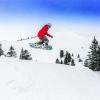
[0,0,100,40]
[0,0,100,20]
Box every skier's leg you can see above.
[43,36,49,45]
[36,41,43,45]
[36,38,43,45]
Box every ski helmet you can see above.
[47,23,52,28]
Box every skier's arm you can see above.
[46,33,53,38]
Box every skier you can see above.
[37,23,53,46]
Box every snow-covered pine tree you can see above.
[60,50,64,58]
[72,53,74,57]
[94,46,100,71]
[84,59,89,67]
[0,44,4,56]
[65,51,69,57]
[67,53,72,63]
[64,56,68,65]
[71,59,75,66]
[64,51,68,65]
[78,58,83,62]
[88,36,99,70]
[77,54,80,58]
[56,58,59,64]
[77,54,83,62]
[6,46,17,57]
[65,51,72,65]
[20,48,32,60]
[60,60,63,64]
[19,48,24,59]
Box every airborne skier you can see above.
[37,23,53,45]
[29,23,53,50]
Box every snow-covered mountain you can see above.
[0,28,100,100]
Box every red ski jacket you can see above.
[37,25,53,40]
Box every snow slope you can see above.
[0,26,99,100]
[0,58,100,100]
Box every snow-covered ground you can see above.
[0,58,100,100]
[0,28,99,100]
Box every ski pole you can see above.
[31,36,37,39]
[17,35,37,42]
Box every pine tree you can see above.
[64,51,72,65]
[71,59,75,66]
[0,44,4,56]
[68,53,72,63]
[79,59,83,62]
[64,51,68,65]
[77,53,83,62]
[84,59,89,67]
[20,48,32,60]
[6,46,17,57]
[65,51,69,57]
[94,46,100,71]
[60,50,64,58]
[72,53,74,57]
[19,48,24,59]
[64,57,69,65]
[60,60,63,64]
[88,36,99,70]
[56,58,59,64]
[77,54,80,58]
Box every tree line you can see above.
[56,50,83,66]
[0,44,32,60]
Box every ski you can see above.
[29,43,52,50]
